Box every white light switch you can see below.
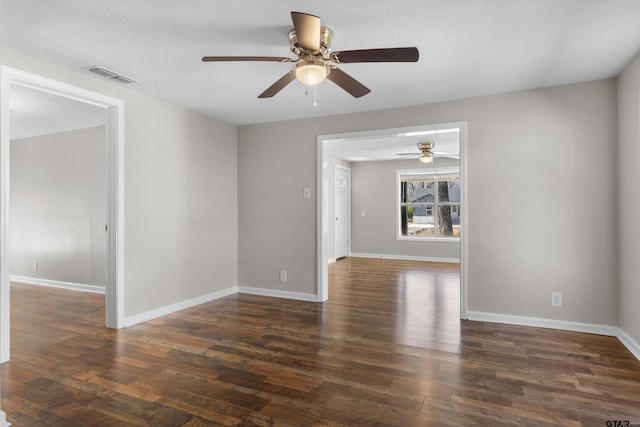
[361,210,366,217]
[303,187,311,199]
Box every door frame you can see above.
[316,121,468,320]
[0,66,125,362]
[334,165,351,260]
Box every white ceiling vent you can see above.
[87,66,139,84]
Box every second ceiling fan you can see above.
[202,11,419,99]
[397,142,460,164]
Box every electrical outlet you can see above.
[551,292,562,307]
[279,270,287,282]
[33,260,38,271]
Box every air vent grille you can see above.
[110,74,138,84]
[87,66,139,84]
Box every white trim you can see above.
[239,286,320,302]
[123,286,237,328]
[467,311,619,336]
[328,257,337,264]
[617,328,640,361]
[468,311,640,362]
[317,138,329,301]
[0,410,10,426]
[397,236,461,243]
[350,253,460,263]
[105,102,125,330]
[10,275,105,294]
[459,122,468,319]
[0,66,11,363]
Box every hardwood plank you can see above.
[1,258,639,426]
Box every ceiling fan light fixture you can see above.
[295,58,329,86]
[419,154,434,164]
[418,141,434,163]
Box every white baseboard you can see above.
[0,410,10,426]
[468,311,640,361]
[123,286,238,328]
[238,286,320,302]
[10,275,105,294]
[350,253,460,263]
[467,311,619,336]
[617,328,640,361]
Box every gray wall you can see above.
[351,157,460,260]
[239,79,619,326]
[1,47,238,318]
[10,126,106,287]
[618,55,640,345]
[2,45,632,341]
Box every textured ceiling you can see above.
[2,0,640,128]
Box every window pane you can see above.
[400,176,435,203]
[398,171,461,239]
[400,205,435,237]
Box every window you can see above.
[397,169,461,239]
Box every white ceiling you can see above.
[2,1,639,159]
[2,0,640,129]
[9,83,106,140]
[325,128,460,163]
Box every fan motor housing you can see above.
[288,26,334,54]
[418,142,435,152]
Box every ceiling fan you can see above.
[202,11,419,99]
[397,142,460,164]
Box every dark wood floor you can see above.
[1,257,639,426]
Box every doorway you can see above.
[0,66,125,362]
[317,122,468,319]
[334,165,351,260]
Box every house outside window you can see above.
[397,168,461,240]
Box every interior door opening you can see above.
[317,122,468,320]
[10,85,107,294]
[0,66,125,363]
[334,165,351,260]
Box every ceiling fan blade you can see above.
[257,70,296,98]
[332,47,419,63]
[291,11,321,51]
[326,67,371,98]
[433,150,459,157]
[202,56,292,63]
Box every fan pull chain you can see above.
[304,85,318,107]
[304,66,310,97]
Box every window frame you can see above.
[396,167,461,242]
